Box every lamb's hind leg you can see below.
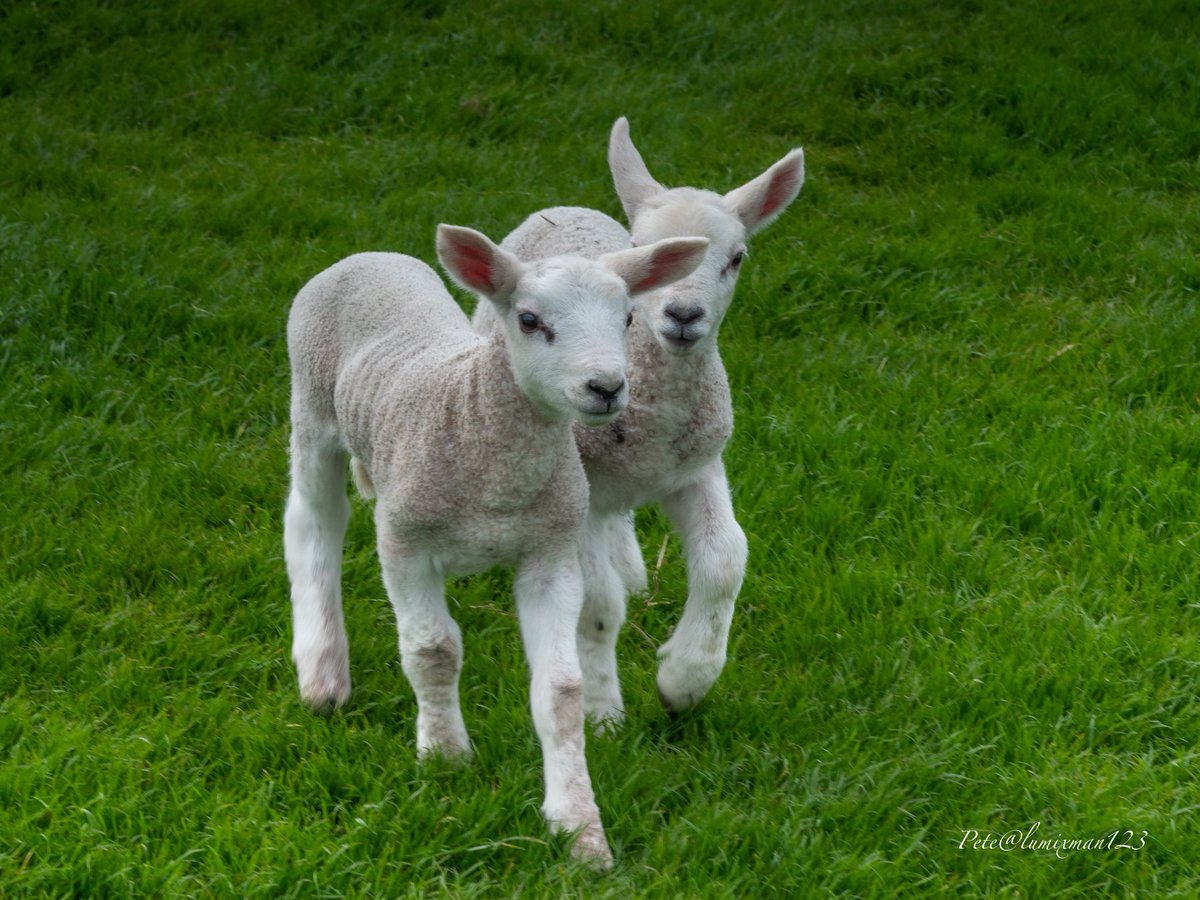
[377,529,471,760]
[517,551,612,868]
[577,511,630,727]
[285,427,352,710]
[609,510,648,596]
[656,459,748,712]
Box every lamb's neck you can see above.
[457,335,571,478]
[631,321,725,393]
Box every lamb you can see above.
[283,223,707,867]
[475,118,805,725]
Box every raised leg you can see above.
[378,525,471,760]
[576,511,629,727]
[284,427,352,709]
[656,460,748,712]
[516,552,612,868]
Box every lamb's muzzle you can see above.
[587,377,625,405]
[662,302,707,349]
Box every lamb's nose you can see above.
[587,379,625,403]
[664,304,704,325]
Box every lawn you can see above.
[2,0,1199,896]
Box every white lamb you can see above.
[475,118,805,724]
[284,224,708,867]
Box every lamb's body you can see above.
[284,227,708,868]
[573,313,732,513]
[302,254,587,569]
[477,119,804,722]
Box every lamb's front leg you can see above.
[656,459,748,712]
[378,535,471,760]
[515,551,612,868]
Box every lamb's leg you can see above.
[656,459,748,712]
[609,510,648,596]
[378,537,471,760]
[516,552,613,868]
[284,429,352,710]
[576,511,628,727]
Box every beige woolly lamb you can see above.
[476,118,805,724]
[284,224,708,866]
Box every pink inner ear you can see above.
[451,242,495,293]
[632,246,696,293]
[759,163,802,221]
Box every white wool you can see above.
[474,118,805,723]
[283,224,706,868]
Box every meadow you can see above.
[2,0,1199,895]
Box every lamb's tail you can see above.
[351,457,376,500]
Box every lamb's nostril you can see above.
[587,379,625,403]
[664,304,704,326]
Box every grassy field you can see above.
[3,0,1199,895]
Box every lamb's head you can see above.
[437,225,708,426]
[608,116,805,356]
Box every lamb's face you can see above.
[501,259,634,426]
[629,189,748,357]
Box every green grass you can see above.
[3,0,1199,895]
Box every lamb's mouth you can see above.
[661,328,704,352]
[576,403,624,427]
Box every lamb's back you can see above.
[501,207,631,262]
[289,252,471,413]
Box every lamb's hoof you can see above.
[417,741,473,764]
[583,695,625,733]
[570,822,614,870]
[416,733,474,764]
[303,695,344,717]
[587,711,625,736]
[655,649,723,713]
[657,685,683,720]
[548,806,612,870]
[298,672,351,713]
[296,646,352,712]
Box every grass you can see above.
[2,0,1199,895]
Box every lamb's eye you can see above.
[626,311,634,329]
[518,312,540,334]
[727,250,747,273]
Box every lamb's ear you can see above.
[609,116,666,224]
[723,148,805,237]
[436,224,523,303]
[600,236,709,297]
